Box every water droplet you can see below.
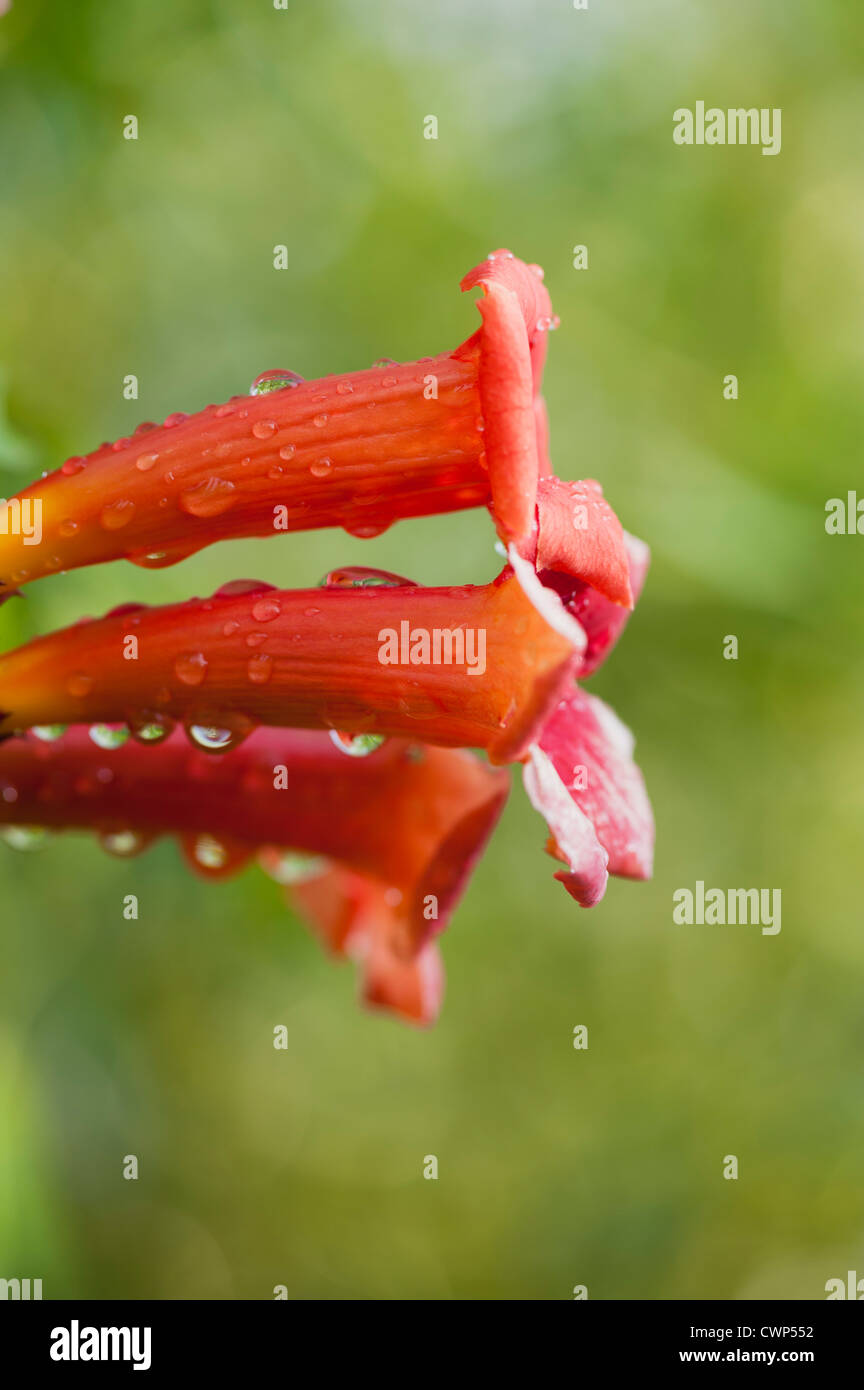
[163,412,189,428]
[252,419,276,440]
[250,369,305,395]
[245,632,267,648]
[135,452,159,472]
[185,710,256,754]
[312,413,328,428]
[319,566,414,588]
[61,457,86,476]
[187,724,233,751]
[100,829,145,857]
[342,521,391,539]
[215,578,274,599]
[373,357,398,367]
[251,597,281,623]
[259,849,328,885]
[382,375,398,387]
[67,673,94,697]
[309,457,332,479]
[130,714,174,743]
[329,730,386,758]
[279,444,296,461]
[247,653,272,684]
[179,477,237,518]
[100,500,135,530]
[1,784,18,803]
[89,723,130,750]
[528,263,545,280]
[0,825,51,851]
[175,652,208,686]
[135,421,158,435]
[223,619,240,636]
[336,381,354,395]
[192,834,228,869]
[32,724,67,742]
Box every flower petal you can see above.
[525,684,654,902]
[459,250,554,544]
[0,568,584,763]
[292,867,445,1026]
[531,476,633,607]
[0,251,557,590]
[0,726,509,959]
[542,530,650,678]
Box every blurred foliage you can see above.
[0,0,862,1299]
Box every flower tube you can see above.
[0,251,555,594]
[0,726,509,1022]
[0,564,587,763]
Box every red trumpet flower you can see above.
[0,563,589,763]
[0,251,556,594]
[0,727,509,1024]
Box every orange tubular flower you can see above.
[0,251,555,594]
[0,727,509,1024]
[0,564,588,763]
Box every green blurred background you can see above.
[1,0,862,1300]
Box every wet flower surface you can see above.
[0,248,653,1021]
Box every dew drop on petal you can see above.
[373,357,398,367]
[178,477,237,518]
[187,724,234,752]
[61,457,86,476]
[251,419,276,440]
[59,519,79,538]
[247,653,272,684]
[319,566,414,589]
[163,412,189,428]
[250,370,305,395]
[259,849,328,885]
[278,444,296,461]
[335,381,353,395]
[175,652,208,686]
[309,457,333,479]
[130,713,174,744]
[329,730,386,757]
[192,834,228,869]
[342,521,391,540]
[67,673,94,698]
[135,452,159,472]
[88,723,130,750]
[100,499,136,530]
[312,414,328,428]
[215,579,274,600]
[32,724,67,742]
[0,825,51,851]
[251,597,281,623]
[100,829,145,857]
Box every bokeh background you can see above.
[1,0,862,1300]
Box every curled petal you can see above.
[292,868,444,1026]
[459,250,554,544]
[531,476,633,608]
[0,726,509,960]
[0,567,584,763]
[0,251,558,590]
[542,530,650,678]
[524,685,654,904]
